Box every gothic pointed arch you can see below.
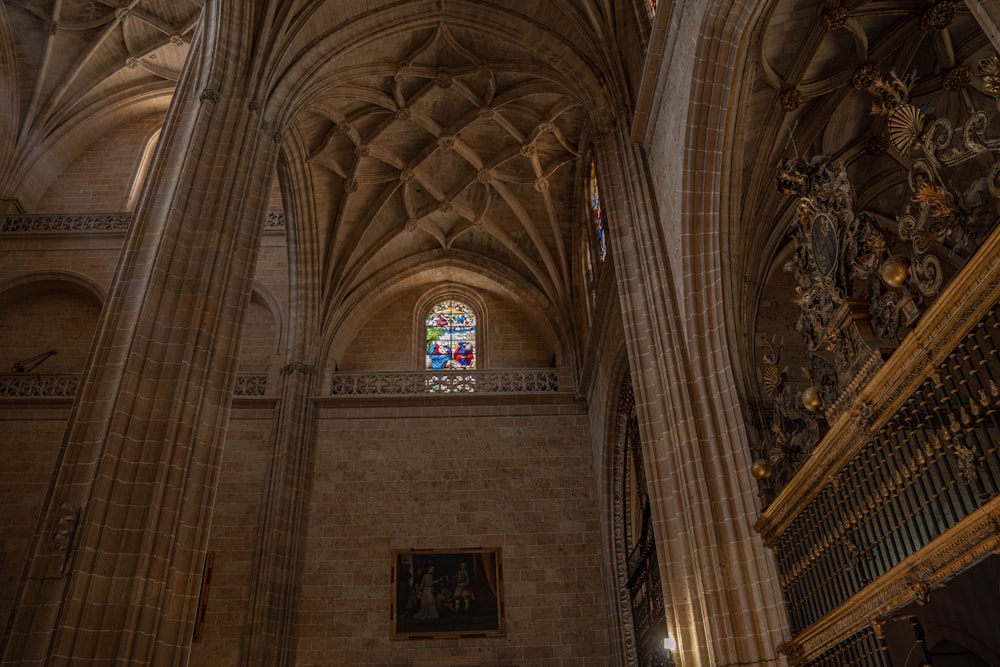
[611,371,667,667]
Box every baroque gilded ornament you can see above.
[750,337,824,503]
[852,62,880,91]
[776,156,888,347]
[870,67,1000,301]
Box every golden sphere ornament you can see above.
[751,459,773,480]
[801,386,823,412]
[879,255,911,289]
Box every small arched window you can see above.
[425,299,477,371]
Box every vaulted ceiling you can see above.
[284,21,595,350]
[0,0,633,367]
[14,1,992,396]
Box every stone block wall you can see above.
[334,289,559,373]
[0,287,102,374]
[236,297,280,374]
[35,114,163,214]
[292,399,611,667]
[187,406,276,666]
[0,409,71,629]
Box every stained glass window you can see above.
[646,0,657,16]
[590,161,607,263]
[425,300,476,371]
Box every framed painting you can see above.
[391,547,504,639]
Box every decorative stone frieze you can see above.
[0,374,269,397]
[280,362,318,377]
[264,211,285,229]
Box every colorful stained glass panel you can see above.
[590,161,606,263]
[425,300,477,370]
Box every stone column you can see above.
[238,358,320,666]
[0,4,281,665]
[238,133,324,665]
[597,118,788,666]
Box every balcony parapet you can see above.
[1,213,131,233]
[0,374,80,398]
[330,369,560,396]
[0,374,269,399]
[0,211,285,233]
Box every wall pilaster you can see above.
[238,359,320,666]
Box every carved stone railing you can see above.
[329,370,560,395]
[758,225,1000,665]
[1,211,284,233]
[0,374,268,398]
[264,211,285,230]
[0,374,80,397]
[233,375,268,397]
[1,213,132,233]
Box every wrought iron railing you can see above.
[329,369,559,395]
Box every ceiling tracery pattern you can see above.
[297,23,587,317]
[4,0,200,132]
[0,0,201,208]
[2,1,617,373]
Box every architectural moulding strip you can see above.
[315,391,584,418]
[0,374,269,399]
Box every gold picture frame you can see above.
[391,547,504,639]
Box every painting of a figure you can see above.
[391,548,504,639]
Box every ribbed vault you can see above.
[264,5,614,369]
[0,0,200,207]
